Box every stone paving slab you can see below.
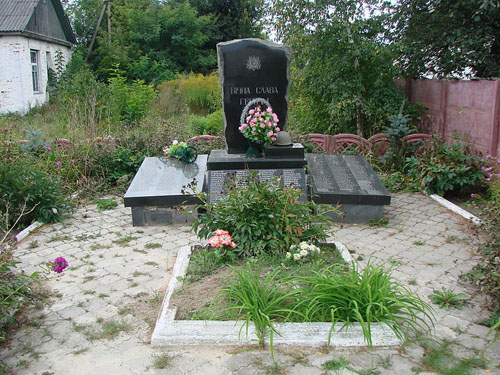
[0,193,499,374]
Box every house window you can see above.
[31,49,41,93]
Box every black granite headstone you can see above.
[207,168,307,203]
[306,154,391,206]
[217,39,292,154]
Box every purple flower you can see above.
[56,161,62,168]
[82,175,88,183]
[470,193,475,198]
[51,257,69,273]
[71,159,75,164]
[3,127,8,131]
[46,146,52,152]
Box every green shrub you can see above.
[188,109,224,135]
[193,173,332,257]
[108,71,156,125]
[0,260,39,341]
[405,138,484,195]
[0,158,67,227]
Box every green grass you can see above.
[144,243,162,249]
[430,288,469,310]
[322,356,350,371]
[152,353,173,369]
[418,339,486,375]
[413,240,425,246]
[113,235,137,246]
[96,198,118,211]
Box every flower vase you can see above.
[245,139,264,158]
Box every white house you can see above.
[0,0,76,115]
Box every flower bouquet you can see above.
[163,140,197,163]
[239,98,280,158]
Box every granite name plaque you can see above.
[306,154,391,206]
[207,168,306,203]
[217,38,292,154]
[124,156,207,207]
[207,149,307,170]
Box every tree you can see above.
[190,0,265,50]
[66,0,214,83]
[269,0,407,136]
[393,0,500,78]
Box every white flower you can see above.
[299,249,308,257]
[299,242,308,250]
[293,253,301,261]
[172,140,179,145]
[286,252,292,259]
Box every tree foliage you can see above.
[67,0,214,83]
[393,0,500,78]
[269,0,408,136]
[190,0,265,52]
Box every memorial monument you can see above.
[124,38,391,225]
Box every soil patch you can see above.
[169,243,345,320]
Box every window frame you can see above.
[30,49,41,93]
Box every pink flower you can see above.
[260,123,266,128]
[215,229,227,235]
[267,131,274,137]
[276,127,280,132]
[497,173,500,178]
[266,107,273,113]
[249,109,255,114]
[82,175,88,183]
[46,146,52,152]
[51,256,69,273]
[56,161,62,168]
[71,159,75,164]
[246,115,252,122]
[470,193,475,198]
[486,154,492,159]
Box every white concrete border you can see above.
[429,194,481,226]
[151,241,401,347]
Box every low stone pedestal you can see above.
[306,154,391,223]
[124,156,207,226]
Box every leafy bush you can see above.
[193,173,332,257]
[0,260,39,341]
[404,138,484,195]
[108,70,156,125]
[188,109,224,135]
[0,158,67,227]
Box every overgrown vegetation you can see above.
[193,173,333,257]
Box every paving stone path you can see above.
[1,193,499,374]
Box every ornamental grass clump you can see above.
[202,263,300,362]
[192,173,333,257]
[294,263,435,345]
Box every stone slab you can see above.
[306,154,391,206]
[325,204,384,224]
[124,156,207,207]
[131,207,197,226]
[264,143,305,158]
[207,149,306,170]
[207,168,307,203]
[217,38,292,153]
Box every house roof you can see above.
[0,0,76,45]
[0,0,38,32]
